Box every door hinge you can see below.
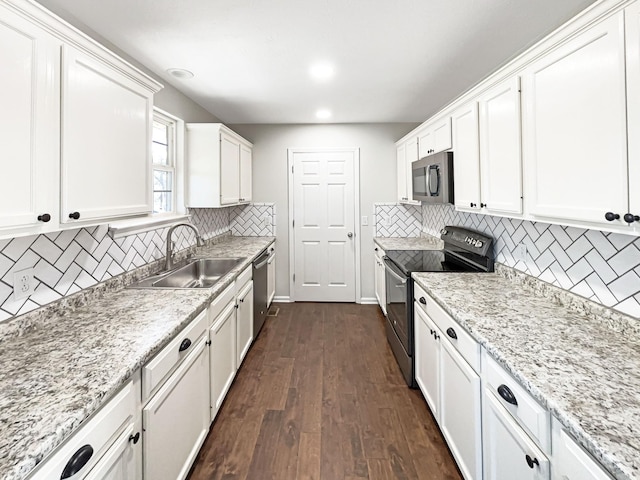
[293,273,296,282]
[292,165,294,174]
[292,219,295,228]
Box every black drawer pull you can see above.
[446,327,457,340]
[179,338,192,352]
[525,454,539,469]
[497,384,518,406]
[129,432,140,444]
[61,444,93,478]
[419,297,427,305]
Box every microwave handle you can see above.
[428,164,440,196]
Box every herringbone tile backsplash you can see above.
[422,204,640,318]
[231,203,276,236]
[374,203,422,237]
[0,206,270,322]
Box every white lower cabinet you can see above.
[143,335,210,480]
[483,390,550,480]
[236,279,254,367]
[440,339,482,480]
[551,418,613,480]
[84,420,141,480]
[267,248,276,308]
[414,305,441,418]
[209,299,237,423]
[374,246,386,314]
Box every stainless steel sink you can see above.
[129,257,245,289]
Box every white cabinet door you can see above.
[418,117,452,157]
[61,45,153,224]
[452,102,481,212]
[267,249,276,307]
[404,138,420,205]
[625,2,640,227]
[0,6,59,235]
[143,336,210,480]
[239,143,252,203]
[483,390,550,480]
[440,340,482,480]
[209,301,237,423]
[523,12,627,226]
[414,306,440,419]
[236,280,254,367]
[84,420,141,480]
[396,143,408,202]
[418,128,434,158]
[220,132,240,205]
[479,76,523,215]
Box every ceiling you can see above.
[36,0,597,124]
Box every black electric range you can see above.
[383,226,494,387]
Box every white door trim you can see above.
[287,147,361,303]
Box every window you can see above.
[152,111,177,214]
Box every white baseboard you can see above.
[359,297,378,305]
[273,296,293,303]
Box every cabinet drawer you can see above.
[28,375,138,480]
[483,350,550,452]
[415,284,480,372]
[142,309,208,402]
[236,264,252,293]
[209,283,236,323]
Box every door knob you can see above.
[347,232,353,238]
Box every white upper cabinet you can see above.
[478,76,523,216]
[522,11,627,227]
[625,1,640,230]
[418,116,452,158]
[186,123,253,208]
[452,102,481,212]
[0,4,59,236]
[396,137,420,204]
[61,45,154,225]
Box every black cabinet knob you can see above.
[470,203,476,208]
[446,327,457,340]
[497,384,518,406]
[525,454,539,469]
[605,212,620,221]
[128,432,140,444]
[480,203,487,208]
[623,213,640,223]
[68,211,81,220]
[178,338,192,352]
[429,329,435,336]
[61,444,93,479]
[419,297,427,305]
[433,332,440,340]
[37,213,51,223]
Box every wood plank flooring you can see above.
[187,302,462,480]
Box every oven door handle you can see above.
[383,259,407,284]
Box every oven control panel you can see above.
[440,226,492,257]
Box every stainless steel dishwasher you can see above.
[252,247,272,336]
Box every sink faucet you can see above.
[165,223,205,271]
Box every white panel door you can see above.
[209,301,236,423]
[220,132,240,205]
[0,7,59,234]
[239,143,252,203]
[452,102,481,212]
[483,391,550,480]
[236,280,253,366]
[523,12,627,225]
[625,2,640,226]
[440,339,482,480]
[414,306,440,420]
[61,45,153,224]
[292,149,356,302]
[479,76,523,215]
[143,336,210,480]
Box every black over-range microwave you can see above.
[411,151,454,204]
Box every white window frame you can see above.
[108,108,189,238]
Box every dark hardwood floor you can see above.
[188,302,462,480]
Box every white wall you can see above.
[229,123,417,301]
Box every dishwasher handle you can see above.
[253,250,270,270]
[383,258,407,284]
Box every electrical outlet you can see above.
[515,243,528,262]
[13,268,35,300]
[362,216,368,226]
[263,215,272,227]
[382,214,391,226]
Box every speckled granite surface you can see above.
[374,234,443,251]
[413,267,640,480]
[0,235,274,480]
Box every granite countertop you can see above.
[412,269,640,480]
[374,234,443,251]
[0,236,274,480]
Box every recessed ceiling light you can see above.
[167,68,194,79]
[309,63,335,81]
[316,109,332,119]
